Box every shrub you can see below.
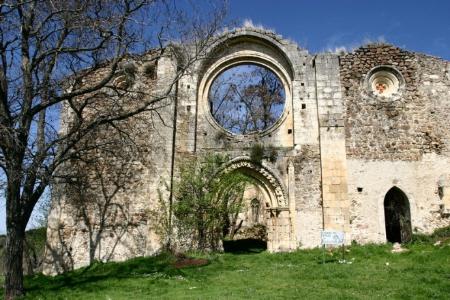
[250,144,278,164]
[250,144,265,164]
[173,154,250,251]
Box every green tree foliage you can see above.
[250,143,278,164]
[173,154,250,251]
[249,144,265,164]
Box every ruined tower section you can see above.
[182,28,325,249]
[340,45,450,243]
[43,54,179,274]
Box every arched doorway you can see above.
[218,158,293,253]
[223,183,268,253]
[384,187,412,243]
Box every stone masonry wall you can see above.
[341,45,450,242]
[292,146,323,248]
[44,27,450,274]
[316,54,351,239]
[189,28,325,250]
[416,54,450,156]
[43,55,177,274]
[340,44,443,161]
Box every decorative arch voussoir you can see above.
[218,156,288,208]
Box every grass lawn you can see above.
[2,240,449,300]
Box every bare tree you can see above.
[0,0,226,298]
[209,64,285,134]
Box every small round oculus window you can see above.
[208,64,285,134]
[367,67,403,98]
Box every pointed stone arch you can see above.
[218,157,293,252]
[384,186,412,243]
[219,157,288,208]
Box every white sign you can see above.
[321,231,345,245]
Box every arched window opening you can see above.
[251,198,260,223]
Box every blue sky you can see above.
[229,0,450,60]
[1,0,449,235]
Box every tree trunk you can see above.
[4,221,25,300]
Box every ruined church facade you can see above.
[43,28,450,274]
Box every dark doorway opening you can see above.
[384,187,412,243]
[223,239,267,254]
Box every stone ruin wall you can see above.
[341,45,450,243]
[44,55,178,274]
[189,29,325,249]
[43,28,450,275]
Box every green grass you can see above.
[0,227,47,276]
[2,240,449,299]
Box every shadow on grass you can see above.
[317,257,340,264]
[21,240,267,296]
[223,239,267,254]
[24,253,183,294]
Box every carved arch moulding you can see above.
[218,157,288,209]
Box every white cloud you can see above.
[242,19,274,33]
[324,33,389,54]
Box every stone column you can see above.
[287,161,298,250]
[315,54,351,241]
[266,208,292,252]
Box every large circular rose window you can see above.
[208,64,285,134]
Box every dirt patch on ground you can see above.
[173,257,209,269]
